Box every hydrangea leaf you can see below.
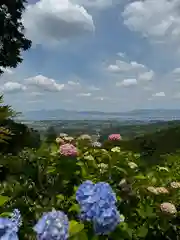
[68,204,80,213]
[137,224,148,238]
[0,212,12,217]
[69,220,84,237]
[0,195,10,207]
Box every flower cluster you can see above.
[34,210,69,240]
[147,186,169,195]
[108,134,122,141]
[170,181,180,189]
[78,134,92,141]
[160,202,177,215]
[56,137,65,145]
[59,143,78,157]
[0,209,22,240]
[92,141,102,148]
[76,180,124,235]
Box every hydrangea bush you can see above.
[0,132,179,239]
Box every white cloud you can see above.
[116,78,137,87]
[24,75,65,92]
[0,67,13,75]
[117,52,126,58]
[123,0,180,48]
[138,70,154,81]
[23,0,95,46]
[67,81,80,85]
[76,92,92,97]
[88,85,100,91]
[152,92,165,97]
[71,0,117,10]
[172,68,180,74]
[107,60,146,73]
[1,82,26,93]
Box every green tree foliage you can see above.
[0,95,15,143]
[0,1,31,74]
[45,126,57,144]
[0,119,41,154]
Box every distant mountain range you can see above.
[16,109,180,121]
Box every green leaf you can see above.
[69,220,84,237]
[0,196,10,207]
[0,212,12,217]
[70,231,88,240]
[56,194,64,201]
[137,225,148,238]
[47,166,56,173]
[68,204,80,213]
[134,175,146,180]
[112,166,127,175]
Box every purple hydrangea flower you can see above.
[0,209,22,240]
[34,210,69,240]
[76,181,124,235]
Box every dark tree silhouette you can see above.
[0,1,31,74]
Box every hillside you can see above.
[19,109,180,121]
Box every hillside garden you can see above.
[0,121,180,239]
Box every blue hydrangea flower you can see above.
[0,209,22,240]
[11,209,22,228]
[76,180,95,204]
[33,210,69,240]
[76,181,124,235]
[94,182,117,205]
[93,208,124,235]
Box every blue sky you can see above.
[1,0,180,112]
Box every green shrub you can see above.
[0,136,179,239]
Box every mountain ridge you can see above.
[17,108,180,121]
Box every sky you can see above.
[1,0,180,112]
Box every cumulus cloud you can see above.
[107,60,146,73]
[76,92,92,97]
[71,0,117,10]
[123,0,180,48]
[116,78,137,87]
[106,56,154,86]
[138,70,154,81]
[0,67,13,75]
[152,92,166,97]
[88,85,100,91]
[24,75,65,92]
[172,68,180,74]
[67,81,80,85]
[1,82,26,93]
[23,0,95,46]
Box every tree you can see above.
[45,126,57,144]
[0,1,31,74]
[0,95,14,143]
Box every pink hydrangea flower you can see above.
[108,134,122,141]
[59,143,78,157]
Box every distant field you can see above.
[20,119,180,140]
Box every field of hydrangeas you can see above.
[0,132,179,239]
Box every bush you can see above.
[0,134,179,239]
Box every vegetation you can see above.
[0,1,31,74]
[0,120,180,239]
